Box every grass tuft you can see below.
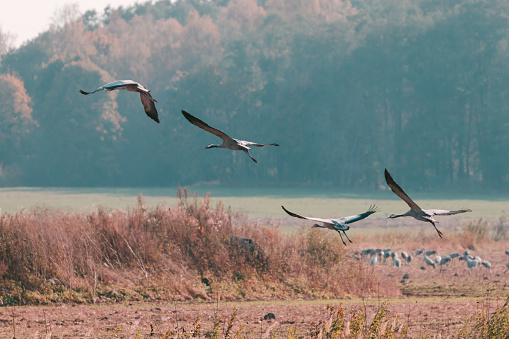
[0,187,395,305]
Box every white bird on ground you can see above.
[466,257,479,274]
[435,254,442,264]
[371,254,378,266]
[481,261,492,274]
[423,254,435,268]
[79,80,160,123]
[439,256,451,272]
[182,110,278,163]
[384,169,471,238]
[401,251,409,260]
[281,205,379,246]
[448,252,460,266]
[394,257,401,268]
[390,251,399,265]
[383,250,391,264]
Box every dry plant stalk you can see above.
[0,188,396,305]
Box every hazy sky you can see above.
[1,0,142,48]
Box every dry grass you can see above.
[1,298,508,338]
[0,187,398,306]
[348,215,509,253]
[2,189,509,337]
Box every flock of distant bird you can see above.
[352,248,509,275]
[79,80,473,244]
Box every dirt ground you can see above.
[0,297,502,338]
[1,248,508,338]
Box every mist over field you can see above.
[0,0,508,193]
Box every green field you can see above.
[1,187,507,217]
[0,187,507,235]
[0,186,506,238]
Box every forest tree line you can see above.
[0,0,508,192]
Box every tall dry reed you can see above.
[0,187,397,305]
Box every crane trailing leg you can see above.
[342,231,353,243]
[336,231,347,246]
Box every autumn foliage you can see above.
[0,0,508,189]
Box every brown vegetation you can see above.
[1,192,509,336]
[0,188,397,306]
[1,297,508,338]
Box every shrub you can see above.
[464,218,490,240]
[0,188,395,305]
[493,216,508,241]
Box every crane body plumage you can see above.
[181,110,278,163]
[435,254,442,264]
[465,256,479,274]
[423,254,435,268]
[449,252,460,259]
[481,261,492,274]
[439,256,451,272]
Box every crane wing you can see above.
[103,80,138,90]
[281,206,332,224]
[425,209,471,216]
[340,205,379,224]
[79,87,104,95]
[139,93,160,123]
[181,110,234,142]
[384,169,423,212]
[242,141,279,147]
[79,80,138,95]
